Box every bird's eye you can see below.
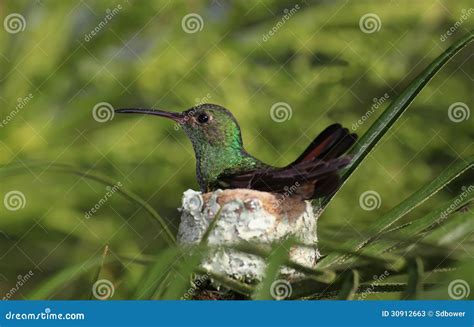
[197,113,209,124]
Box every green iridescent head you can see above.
[115,103,244,154]
[179,104,243,148]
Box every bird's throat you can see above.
[193,142,263,192]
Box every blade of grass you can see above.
[200,207,223,244]
[423,210,474,245]
[402,257,424,300]
[229,242,335,283]
[253,238,295,300]
[292,280,413,299]
[159,249,205,300]
[318,157,473,268]
[122,243,336,284]
[133,246,183,299]
[369,187,474,253]
[195,268,254,296]
[0,161,176,245]
[322,31,474,207]
[88,245,110,300]
[380,222,414,236]
[337,270,360,300]
[313,241,405,271]
[29,256,114,299]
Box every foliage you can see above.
[0,0,472,300]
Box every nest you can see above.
[177,188,320,283]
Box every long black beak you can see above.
[114,108,184,122]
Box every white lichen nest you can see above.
[177,188,320,282]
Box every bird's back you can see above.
[215,124,357,200]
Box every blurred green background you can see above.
[0,0,472,299]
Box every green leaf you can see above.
[29,256,113,300]
[133,247,182,299]
[317,242,405,271]
[229,242,335,283]
[357,283,418,296]
[200,207,223,244]
[121,249,255,298]
[402,257,424,300]
[196,268,254,296]
[253,238,294,300]
[318,157,473,268]
[159,249,205,300]
[322,31,474,207]
[367,185,474,253]
[337,270,360,300]
[291,280,413,300]
[423,210,474,246]
[88,245,110,300]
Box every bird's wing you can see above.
[218,123,357,199]
[217,157,351,199]
[288,123,357,166]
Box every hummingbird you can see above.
[115,104,357,200]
